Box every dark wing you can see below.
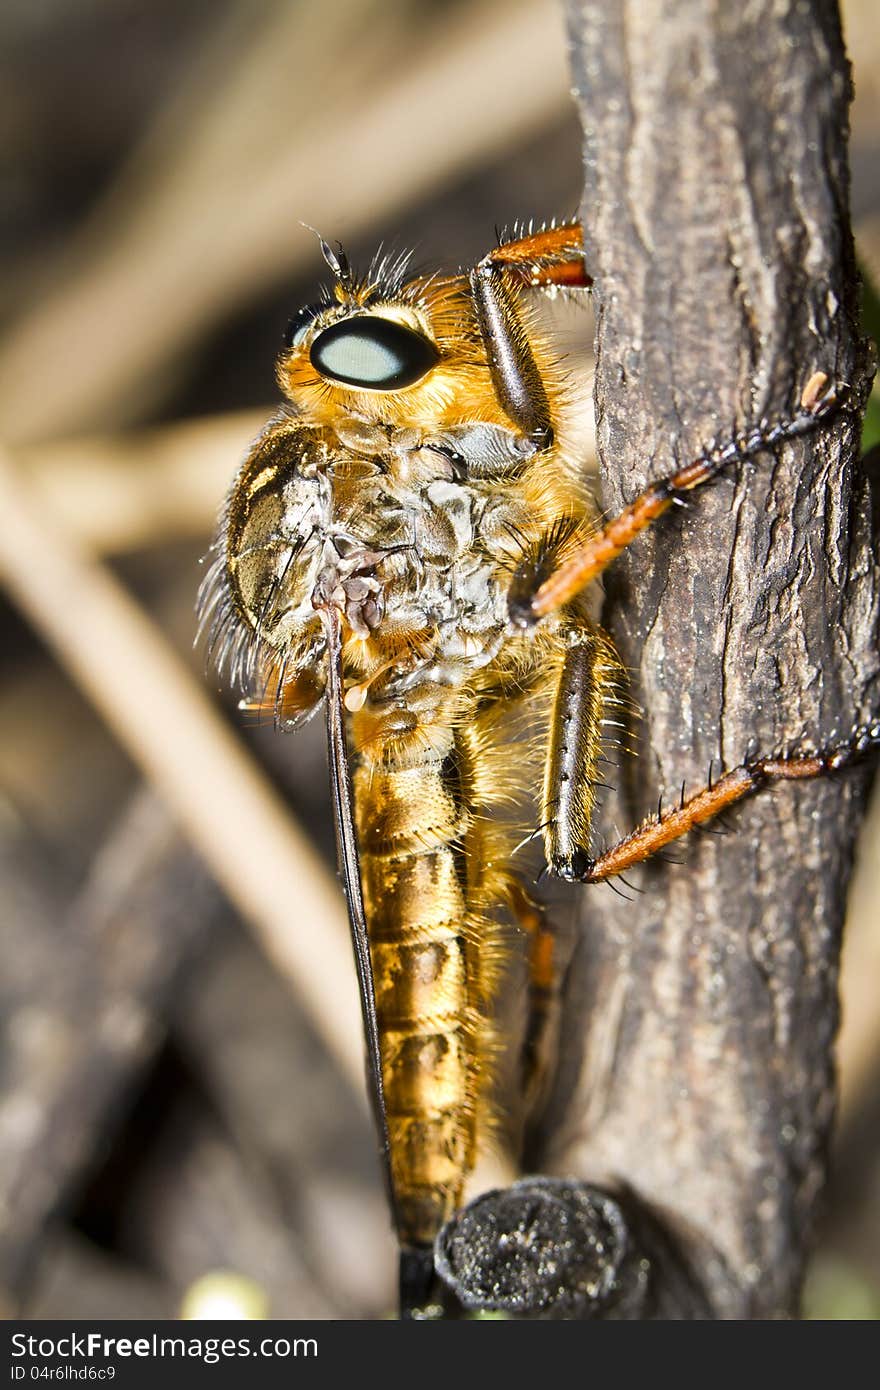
[321,608,397,1226]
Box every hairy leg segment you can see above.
[469,221,590,451]
[560,723,880,885]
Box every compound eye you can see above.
[309,316,439,390]
[284,303,322,350]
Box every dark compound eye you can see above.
[283,303,323,350]
[309,315,439,390]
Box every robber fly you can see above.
[199,221,877,1317]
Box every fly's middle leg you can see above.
[507,370,843,627]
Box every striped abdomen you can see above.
[353,717,487,1249]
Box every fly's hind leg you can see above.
[508,620,622,1103]
[566,721,880,885]
[507,877,565,1114]
[541,621,625,882]
[537,617,880,885]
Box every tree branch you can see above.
[545,0,880,1318]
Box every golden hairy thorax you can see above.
[202,254,599,1250]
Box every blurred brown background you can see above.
[0,0,877,1319]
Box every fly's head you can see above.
[277,237,486,435]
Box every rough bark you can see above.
[542,0,880,1318]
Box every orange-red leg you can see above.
[508,878,565,1110]
[567,722,880,884]
[482,221,591,290]
[509,370,841,626]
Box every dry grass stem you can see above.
[19,410,267,553]
[0,446,365,1095]
[0,0,569,444]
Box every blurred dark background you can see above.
[0,0,877,1319]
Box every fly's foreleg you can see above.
[481,222,589,287]
[470,222,590,451]
[565,722,880,885]
[508,371,841,626]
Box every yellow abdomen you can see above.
[353,711,490,1248]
